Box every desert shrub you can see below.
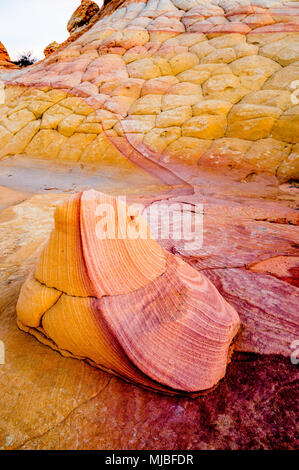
[13,51,37,67]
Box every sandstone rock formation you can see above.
[0,0,298,450]
[67,0,100,35]
[0,0,297,184]
[0,42,18,70]
[16,189,240,394]
[0,180,298,449]
[44,41,60,58]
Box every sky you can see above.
[0,0,102,61]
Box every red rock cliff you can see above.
[0,41,18,69]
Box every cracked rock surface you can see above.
[0,0,298,450]
[0,0,298,183]
[0,173,298,449]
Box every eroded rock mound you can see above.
[67,0,100,35]
[44,41,60,58]
[16,189,240,394]
[0,41,18,69]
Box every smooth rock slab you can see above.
[14,355,299,450]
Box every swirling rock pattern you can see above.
[0,0,298,186]
[0,182,298,449]
[16,189,240,394]
[0,0,298,448]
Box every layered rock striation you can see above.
[0,182,298,449]
[0,0,298,450]
[16,189,240,394]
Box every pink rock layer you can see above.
[17,189,241,394]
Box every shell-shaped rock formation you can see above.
[17,190,240,394]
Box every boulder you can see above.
[67,0,100,35]
[0,0,298,450]
[44,41,60,58]
[0,0,297,182]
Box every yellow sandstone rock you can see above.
[0,0,297,182]
[26,129,68,159]
[144,126,181,153]
[277,144,299,182]
[183,115,227,139]
[156,106,192,127]
[16,190,240,394]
